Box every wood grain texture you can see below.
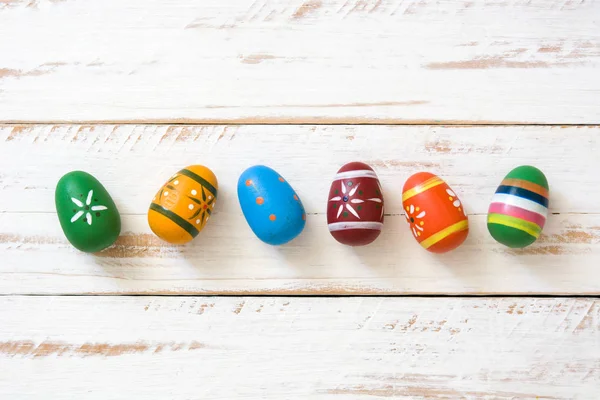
[1,124,598,214]
[1,0,599,123]
[0,296,598,399]
[3,212,600,295]
[1,124,599,295]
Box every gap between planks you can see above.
[0,294,599,298]
[2,121,600,126]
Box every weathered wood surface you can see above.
[4,212,600,295]
[0,296,598,399]
[1,1,598,397]
[1,0,599,123]
[1,124,599,295]
[2,124,598,214]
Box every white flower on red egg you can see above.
[329,180,383,220]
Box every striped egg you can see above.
[487,165,549,248]
[148,165,218,244]
[402,172,469,253]
[326,162,384,246]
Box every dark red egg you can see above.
[326,162,384,246]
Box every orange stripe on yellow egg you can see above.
[420,220,468,249]
[402,176,444,202]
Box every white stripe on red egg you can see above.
[328,221,383,232]
[333,170,378,181]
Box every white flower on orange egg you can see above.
[405,204,426,238]
[446,188,467,216]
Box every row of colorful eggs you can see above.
[55,163,549,253]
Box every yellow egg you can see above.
[148,165,218,244]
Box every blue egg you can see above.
[237,165,306,245]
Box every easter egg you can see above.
[487,165,549,248]
[148,165,218,244]
[402,172,468,253]
[238,165,306,245]
[326,162,384,246]
[55,171,121,253]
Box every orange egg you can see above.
[148,165,218,244]
[402,172,468,253]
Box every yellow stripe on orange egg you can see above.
[420,220,469,249]
[402,176,444,202]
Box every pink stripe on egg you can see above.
[489,202,546,228]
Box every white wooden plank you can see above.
[1,124,598,295]
[1,0,599,123]
[0,124,598,214]
[0,296,598,399]
[2,212,600,295]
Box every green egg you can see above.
[55,171,121,253]
[487,165,549,248]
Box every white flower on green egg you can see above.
[70,190,108,226]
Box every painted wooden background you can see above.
[1,0,599,398]
[0,297,600,400]
[1,0,599,123]
[1,297,599,399]
[1,124,600,295]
